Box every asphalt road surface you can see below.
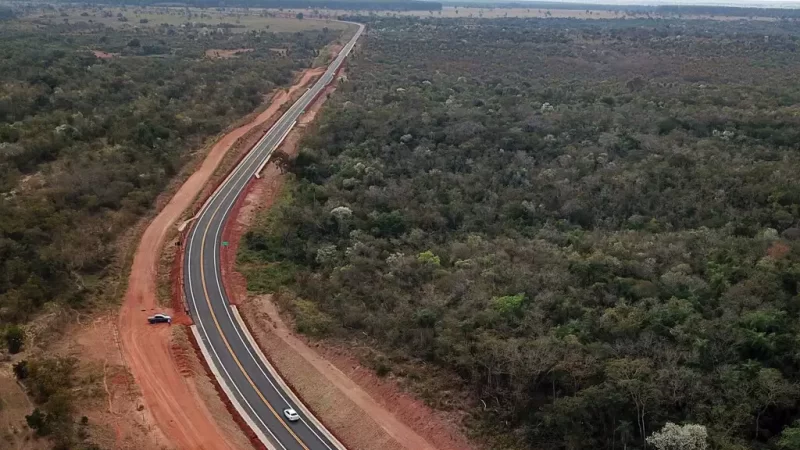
[184,23,364,450]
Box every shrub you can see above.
[13,360,28,379]
[5,325,24,354]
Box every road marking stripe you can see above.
[199,164,310,450]
[231,306,345,450]
[188,218,288,450]
[211,205,336,450]
[190,325,279,450]
[186,23,364,450]
[187,113,301,450]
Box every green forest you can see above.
[241,16,800,449]
[0,9,344,448]
[0,14,337,325]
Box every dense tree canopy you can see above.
[241,17,800,449]
[0,18,339,323]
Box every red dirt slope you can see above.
[118,70,322,450]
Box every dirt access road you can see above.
[117,68,323,450]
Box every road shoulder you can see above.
[220,80,475,450]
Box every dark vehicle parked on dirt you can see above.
[148,313,172,324]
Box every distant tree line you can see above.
[442,1,643,11]
[58,0,443,11]
[654,5,800,18]
[444,1,800,18]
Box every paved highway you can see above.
[184,23,364,450]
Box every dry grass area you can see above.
[169,327,254,450]
[0,308,166,450]
[205,48,254,59]
[22,6,353,33]
[0,307,67,450]
[272,6,779,21]
[19,4,779,27]
[0,370,44,450]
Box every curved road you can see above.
[184,23,364,450]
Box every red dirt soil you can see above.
[219,80,338,311]
[92,50,119,58]
[220,79,476,450]
[768,241,791,259]
[118,69,324,450]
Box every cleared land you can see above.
[118,67,323,450]
[20,5,351,32]
[17,4,781,26]
[260,6,779,21]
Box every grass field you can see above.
[17,4,776,28]
[280,6,626,19]
[279,6,779,21]
[21,5,353,33]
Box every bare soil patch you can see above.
[118,67,324,450]
[91,50,119,58]
[768,241,791,259]
[56,313,166,449]
[0,367,44,450]
[0,310,164,450]
[205,48,254,59]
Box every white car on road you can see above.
[283,408,300,422]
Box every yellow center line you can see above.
[199,184,309,450]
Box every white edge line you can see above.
[210,160,337,450]
[190,55,327,222]
[256,120,295,179]
[191,123,275,221]
[190,325,279,450]
[185,22,363,450]
[184,69,313,450]
[231,305,347,450]
[203,27,365,447]
[189,219,290,450]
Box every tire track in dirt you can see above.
[117,69,324,450]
